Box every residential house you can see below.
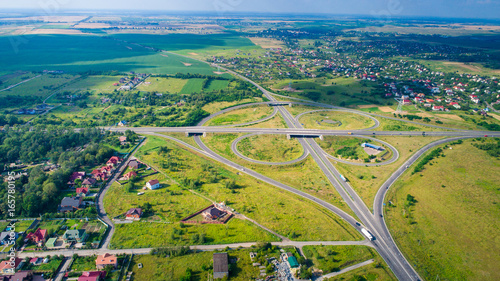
[68,171,86,185]
[26,228,47,246]
[62,229,87,244]
[76,187,89,197]
[82,178,97,188]
[125,208,142,220]
[0,232,18,245]
[95,253,118,269]
[432,105,445,111]
[449,102,461,109]
[78,271,106,281]
[128,160,140,170]
[202,207,225,221]
[100,166,113,177]
[213,253,229,279]
[0,259,22,275]
[117,121,128,127]
[123,171,137,180]
[58,197,83,212]
[107,156,121,167]
[91,169,107,181]
[118,136,127,143]
[146,179,160,190]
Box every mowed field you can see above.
[111,33,260,57]
[298,110,376,130]
[385,140,500,281]
[207,105,274,126]
[0,35,217,74]
[237,134,304,162]
[136,77,188,93]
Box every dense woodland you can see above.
[0,128,118,218]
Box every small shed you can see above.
[213,252,229,279]
[46,237,57,248]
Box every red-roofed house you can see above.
[26,228,47,246]
[449,102,461,109]
[76,187,89,196]
[125,208,142,220]
[425,99,435,103]
[432,105,445,111]
[107,156,121,167]
[146,179,160,190]
[78,271,106,281]
[91,169,107,181]
[123,171,137,180]
[0,258,22,274]
[96,253,118,269]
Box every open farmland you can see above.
[385,139,500,281]
[0,35,217,74]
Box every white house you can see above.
[146,179,160,190]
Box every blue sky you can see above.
[1,0,499,19]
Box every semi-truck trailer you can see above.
[361,228,374,240]
[340,174,347,182]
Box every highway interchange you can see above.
[78,56,500,280]
[108,90,499,281]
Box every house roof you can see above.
[59,197,81,211]
[125,208,142,217]
[96,253,117,266]
[27,228,47,243]
[78,271,106,281]
[128,160,140,168]
[147,179,159,186]
[124,171,137,178]
[213,253,229,273]
[76,187,89,194]
[82,178,96,185]
[63,229,86,240]
[288,256,299,268]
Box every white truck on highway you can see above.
[361,228,374,240]
[339,174,347,182]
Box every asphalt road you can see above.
[18,240,371,258]
[108,126,500,138]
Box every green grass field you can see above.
[179,78,205,94]
[317,136,392,163]
[111,33,259,57]
[334,136,446,209]
[385,139,500,281]
[206,79,230,91]
[58,75,119,94]
[303,245,391,278]
[0,35,217,74]
[1,74,78,97]
[136,77,187,93]
[133,135,361,241]
[298,111,376,130]
[207,105,274,126]
[111,219,277,249]
[131,248,266,281]
[237,134,303,162]
[201,97,264,114]
[272,77,386,107]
